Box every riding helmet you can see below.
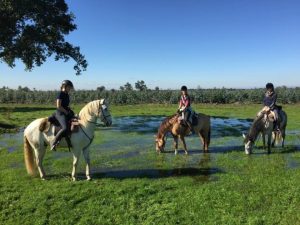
[181,85,188,91]
[62,80,74,89]
[266,83,274,90]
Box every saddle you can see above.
[178,111,198,126]
[262,106,283,131]
[39,113,80,150]
[48,114,80,135]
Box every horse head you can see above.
[155,136,166,153]
[243,133,254,155]
[79,99,112,126]
[98,99,112,127]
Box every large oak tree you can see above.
[0,0,87,75]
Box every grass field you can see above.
[1,103,300,225]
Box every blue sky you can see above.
[1,0,300,90]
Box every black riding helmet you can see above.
[266,83,274,90]
[62,80,74,89]
[181,85,188,91]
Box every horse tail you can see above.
[24,135,36,176]
[275,131,282,145]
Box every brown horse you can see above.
[155,113,211,154]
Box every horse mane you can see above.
[157,114,178,138]
[79,100,100,123]
[247,115,264,142]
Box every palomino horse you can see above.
[155,113,211,154]
[24,99,112,181]
[243,110,287,154]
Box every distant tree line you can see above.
[0,82,300,105]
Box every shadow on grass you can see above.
[161,145,244,154]
[242,145,300,155]
[162,144,300,155]
[45,167,223,181]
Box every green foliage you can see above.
[0,0,87,75]
[135,80,147,91]
[0,86,300,105]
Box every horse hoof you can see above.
[185,151,188,155]
[72,177,77,181]
[87,177,91,181]
[174,151,178,155]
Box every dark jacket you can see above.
[263,92,277,110]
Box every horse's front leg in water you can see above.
[262,133,266,149]
[72,149,81,181]
[172,135,179,155]
[180,136,188,155]
[267,134,272,154]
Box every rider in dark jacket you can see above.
[259,83,280,131]
[51,80,74,151]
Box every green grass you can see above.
[1,103,300,224]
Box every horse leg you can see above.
[172,135,179,155]
[262,133,266,149]
[71,149,81,181]
[180,136,188,155]
[34,146,46,179]
[281,129,286,148]
[199,130,210,152]
[267,133,272,154]
[271,132,276,147]
[83,148,91,181]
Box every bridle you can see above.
[86,101,111,125]
[80,101,111,150]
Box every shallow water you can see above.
[109,116,251,137]
[1,116,300,179]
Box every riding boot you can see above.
[50,141,59,151]
[187,121,193,134]
[50,129,66,151]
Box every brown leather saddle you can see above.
[48,115,80,134]
[47,114,80,150]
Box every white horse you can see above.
[243,110,287,154]
[24,99,112,181]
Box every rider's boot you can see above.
[187,121,193,134]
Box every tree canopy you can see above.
[0,0,87,75]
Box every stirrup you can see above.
[50,141,59,151]
[50,145,57,151]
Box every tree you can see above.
[124,82,133,91]
[97,86,105,92]
[0,0,87,75]
[135,80,147,91]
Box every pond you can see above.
[1,116,300,179]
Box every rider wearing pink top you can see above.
[178,85,192,129]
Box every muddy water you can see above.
[1,116,300,180]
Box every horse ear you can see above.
[242,133,246,139]
[99,99,105,105]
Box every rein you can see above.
[79,125,94,151]
[79,102,110,150]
